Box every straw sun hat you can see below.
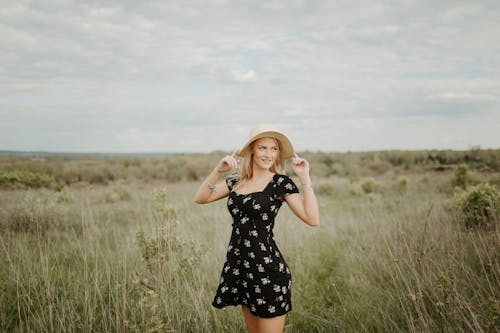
[236,124,295,160]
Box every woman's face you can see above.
[251,137,279,171]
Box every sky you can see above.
[1,0,499,153]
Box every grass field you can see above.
[0,152,499,332]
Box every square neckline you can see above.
[232,173,277,196]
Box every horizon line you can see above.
[0,146,498,156]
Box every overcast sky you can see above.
[1,0,499,153]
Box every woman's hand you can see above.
[291,153,310,178]
[216,150,240,173]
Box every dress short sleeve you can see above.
[275,174,299,200]
[225,175,240,191]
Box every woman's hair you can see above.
[235,137,284,189]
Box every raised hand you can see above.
[291,152,309,178]
[216,150,240,173]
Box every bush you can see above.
[452,164,470,189]
[0,170,58,189]
[55,187,73,203]
[361,178,378,194]
[455,184,500,228]
[394,177,408,192]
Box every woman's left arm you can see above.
[285,154,320,227]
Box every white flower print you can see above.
[285,304,289,311]
[216,175,295,315]
[286,267,290,274]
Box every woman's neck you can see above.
[251,166,274,180]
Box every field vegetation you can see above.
[0,148,499,332]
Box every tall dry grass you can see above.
[0,165,498,332]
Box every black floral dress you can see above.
[212,173,299,318]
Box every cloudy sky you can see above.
[1,0,499,153]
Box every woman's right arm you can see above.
[194,152,239,204]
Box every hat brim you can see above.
[236,131,295,160]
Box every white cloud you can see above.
[1,0,499,152]
[427,92,499,101]
[230,69,257,83]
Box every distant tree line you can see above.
[0,148,498,189]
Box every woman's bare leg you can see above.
[242,305,286,333]
[257,313,286,333]
[242,306,259,333]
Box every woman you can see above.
[194,125,320,333]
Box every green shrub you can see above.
[55,187,73,203]
[0,170,57,189]
[455,183,500,228]
[395,177,408,192]
[361,178,378,194]
[452,164,469,189]
[349,186,362,196]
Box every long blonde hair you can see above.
[234,137,285,189]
